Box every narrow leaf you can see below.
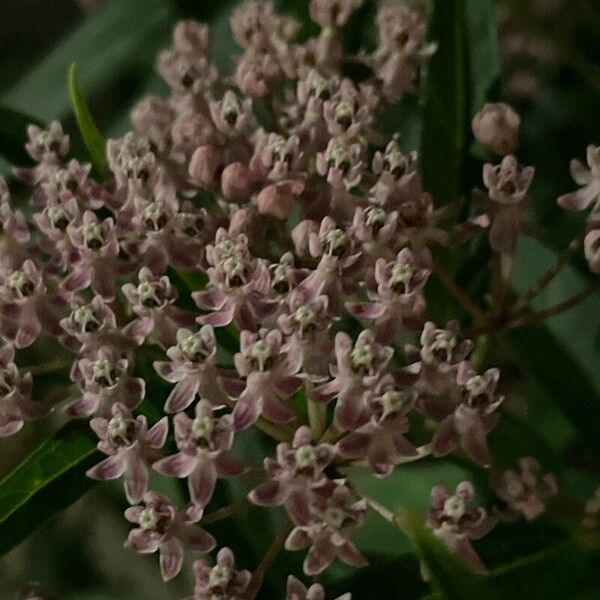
[420,0,467,207]
[0,421,99,556]
[68,63,107,171]
[465,0,501,112]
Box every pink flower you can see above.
[154,325,227,412]
[371,5,435,102]
[232,328,302,429]
[347,247,429,343]
[278,288,332,379]
[67,346,145,418]
[153,400,244,507]
[316,138,364,190]
[0,260,62,348]
[0,344,48,437]
[63,211,131,300]
[557,144,600,214]
[490,457,558,521]
[59,294,123,354]
[426,482,495,574]
[309,0,360,29]
[193,230,276,331]
[87,403,169,503]
[249,426,335,522]
[482,155,534,253]
[285,482,368,576]
[317,329,393,430]
[431,361,503,466]
[122,268,195,348]
[125,491,215,581]
[193,546,252,600]
[25,121,69,163]
[286,575,351,600]
[337,375,417,477]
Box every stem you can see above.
[432,263,486,322]
[510,285,597,328]
[345,444,432,470]
[255,416,294,443]
[319,423,343,444]
[306,382,327,439]
[492,252,514,318]
[512,230,585,313]
[199,497,252,526]
[468,284,597,336]
[246,520,294,598]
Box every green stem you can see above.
[246,519,294,598]
[199,497,252,526]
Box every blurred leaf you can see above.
[421,0,500,206]
[465,0,501,112]
[68,63,107,172]
[0,104,42,165]
[2,0,174,120]
[0,420,99,556]
[507,325,600,452]
[420,0,467,207]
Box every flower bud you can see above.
[472,103,520,156]
[220,162,257,203]
[291,219,319,256]
[257,180,304,220]
[229,207,265,239]
[189,145,223,186]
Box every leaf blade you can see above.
[68,63,107,171]
[0,420,99,556]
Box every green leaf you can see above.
[0,104,43,166]
[2,0,174,121]
[465,0,501,112]
[0,420,99,556]
[507,325,600,452]
[420,0,501,206]
[68,63,107,172]
[420,0,467,207]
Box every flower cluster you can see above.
[3,0,595,597]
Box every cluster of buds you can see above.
[5,0,597,597]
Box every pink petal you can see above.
[189,459,217,507]
[146,417,169,448]
[125,458,149,504]
[248,480,285,506]
[153,452,196,477]
[66,393,98,418]
[159,537,184,581]
[233,396,262,430]
[164,376,199,413]
[86,454,126,480]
